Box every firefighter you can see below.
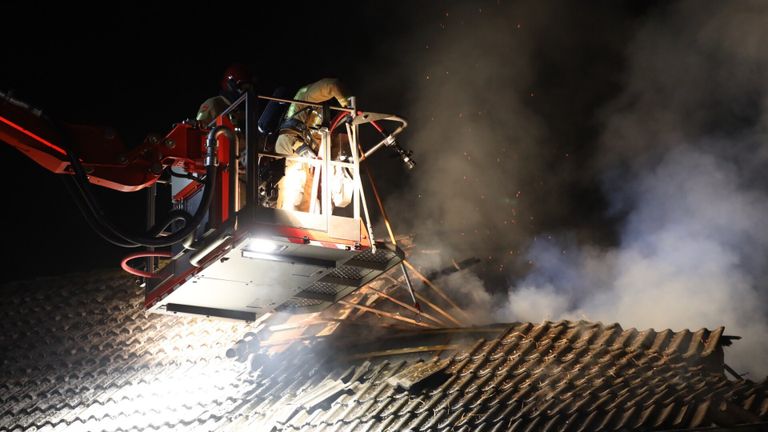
[196,63,252,125]
[275,78,353,212]
[196,64,252,210]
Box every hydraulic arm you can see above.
[1,90,212,192]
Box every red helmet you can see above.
[221,63,250,91]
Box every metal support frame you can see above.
[246,89,258,218]
[145,184,156,278]
[346,121,376,252]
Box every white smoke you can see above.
[505,148,768,376]
[435,270,495,325]
[500,1,768,378]
[367,1,768,377]
[385,2,550,260]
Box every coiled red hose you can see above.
[121,251,172,278]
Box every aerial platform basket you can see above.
[144,91,407,321]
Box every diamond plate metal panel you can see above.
[354,248,397,265]
[330,266,369,281]
[304,282,340,296]
[277,297,325,310]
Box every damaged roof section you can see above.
[1,271,767,431]
[386,358,451,390]
[236,321,768,431]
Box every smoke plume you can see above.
[385,1,768,377]
[503,1,768,378]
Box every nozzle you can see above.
[392,143,415,169]
[400,150,416,170]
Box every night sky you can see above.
[1,2,653,283]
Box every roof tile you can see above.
[2,272,767,431]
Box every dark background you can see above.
[0,1,654,284]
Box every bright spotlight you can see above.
[245,238,284,253]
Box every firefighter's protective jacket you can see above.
[195,96,231,125]
[275,78,348,154]
[275,79,353,212]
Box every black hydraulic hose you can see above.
[62,176,139,248]
[69,154,214,247]
[146,209,192,237]
[170,168,203,183]
[64,125,233,247]
[64,165,144,248]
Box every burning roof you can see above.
[1,271,766,431]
